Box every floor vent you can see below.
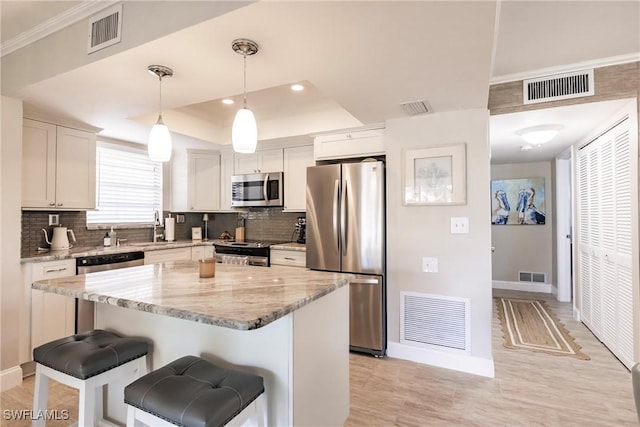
[523,69,594,104]
[400,100,431,116]
[519,271,546,283]
[88,3,123,54]
[400,292,470,353]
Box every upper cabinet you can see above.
[234,148,283,174]
[218,152,235,212]
[171,150,220,212]
[314,129,385,161]
[283,145,314,211]
[22,119,96,210]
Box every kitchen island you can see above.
[32,261,352,426]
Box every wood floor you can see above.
[2,289,637,426]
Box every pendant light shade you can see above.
[148,116,172,162]
[231,39,259,154]
[232,108,258,153]
[147,65,173,162]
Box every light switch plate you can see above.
[422,257,438,273]
[451,217,469,234]
[48,214,59,226]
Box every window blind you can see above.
[87,142,162,226]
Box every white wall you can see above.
[385,109,493,373]
[491,162,554,285]
[1,96,23,381]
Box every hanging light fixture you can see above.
[147,65,173,162]
[231,38,259,154]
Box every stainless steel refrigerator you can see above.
[306,161,386,356]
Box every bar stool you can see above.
[32,329,149,426]
[124,355,266,427]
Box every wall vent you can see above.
[518,271,547,283]
[523,69,594,104]
[400,292,470,353]
[87,3,123,54]
[400,100,431,116]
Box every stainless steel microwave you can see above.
[231,172,284,207]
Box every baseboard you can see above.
[492,280,552,294]
[1,366,23,392]
[387,341,495,378]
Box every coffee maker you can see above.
[295,217,306,244]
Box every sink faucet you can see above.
[153,210,164,242]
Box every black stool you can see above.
[124,355,265,427]
[32,329,149,427]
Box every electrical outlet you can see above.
[176,214,185,224]
[48,214,59,226]
[422,257,438,273]
[450,217,469,234]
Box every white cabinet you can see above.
[25,259,76,362]
[191,246,215,261]
[271,249,306,268]
[171,150,220,212]
[218,151,235,211]
[234,148,283,174]
[144,247,192,265]
[314,129,385,161]
[22,119,96,209]
[283,145,314,211]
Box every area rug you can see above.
[495,297,590,360]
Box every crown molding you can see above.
[0,1,120,58]
[490,53,640,85]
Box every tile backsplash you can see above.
[22,208,304,256]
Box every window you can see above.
[87,142,162,226]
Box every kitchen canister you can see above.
[199,258,216,278]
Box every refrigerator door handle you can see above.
[332,179,340,253]
[341,180,348,252]
[262,173,269,203]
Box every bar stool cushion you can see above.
[33,329,149,380]
[124,355,264,427]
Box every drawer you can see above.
[271,249,306,267]
[31,259,76,281]
[144,247,192,265]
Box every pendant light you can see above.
[231,39,259,154]
[147,65,173,162]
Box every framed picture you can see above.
[403,143,466,205]
[490,178,546,225]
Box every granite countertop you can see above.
[270,242,306,252]
[21,240,215,263]
[32,261,351,330]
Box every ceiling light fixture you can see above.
[516,124,563,145]
[291,84,304,92]
[147,65,173,162]
[222,98,235,105]
[231,38,259,154]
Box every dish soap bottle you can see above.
[109,227,116,246]
[104,232,111,247]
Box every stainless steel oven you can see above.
[213,241,271,266]
[231,172,283,207]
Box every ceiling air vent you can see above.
[523,69,594,105]
[87,3,123,54]
[401,100,431,116]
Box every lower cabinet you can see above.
[191,246,215,261]
[25,259,76,362]
[270,249,306,268]
[144,247,192,265]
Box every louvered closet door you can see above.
[577,117,635,369]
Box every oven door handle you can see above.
[263,173,269,203]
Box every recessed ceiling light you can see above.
[290,84,304,92]
[222,99,234,105]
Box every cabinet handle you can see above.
[284,257,295,261]
[49,202,56,206]
[45,267,68,273]
[57,203,63,207]
[191,207,194,210]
